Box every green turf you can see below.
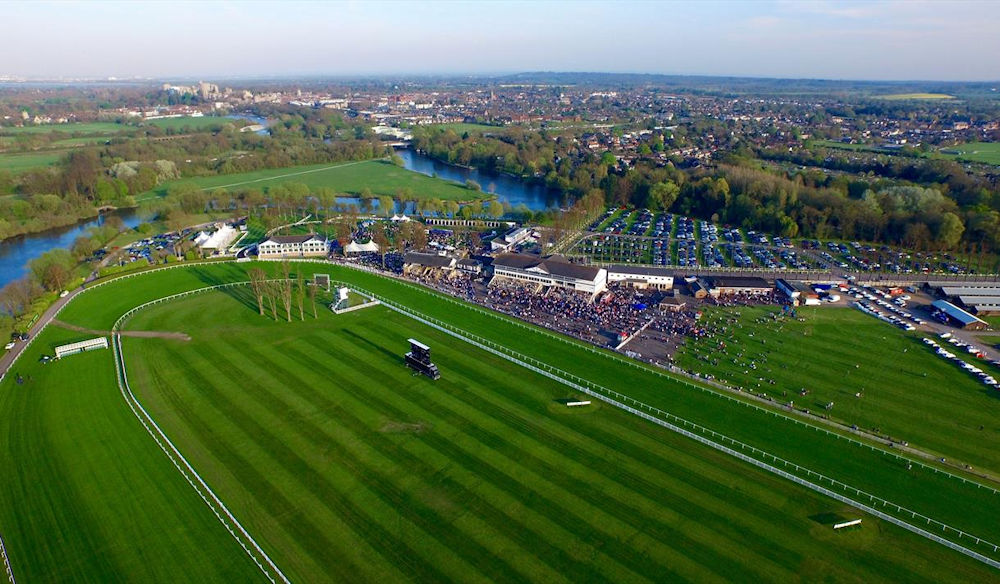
[0,151,64,173]
[110,288,999,583]
[0,122,129,135]
[939,142,1000,166]
[673,305,1000,472]
[0,325,268,582]
[51,264,1000,556]
[140,159,480,202]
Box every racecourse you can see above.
[1,262,999,581]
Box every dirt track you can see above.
[51,320,191,341]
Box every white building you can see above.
[257,235,329,258]
[492,253,607,294]
[607,265,674,290]
[192,224,238,253]
[491,226,533,252]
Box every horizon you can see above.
[5,0,1000,82]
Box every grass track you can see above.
[2,262,996,580]
[120,289,998,582]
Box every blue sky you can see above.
[5,0,999,81]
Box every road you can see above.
[0,284,85,382]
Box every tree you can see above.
[309,279,318,318]
[487,200,504,218]
[71,236,96,261]
[648,181,680,212]
[280,260,293,322]
[465,179,482,192]
[248,267,267,316]
[378,196,394,217]
[937,212,965,250]
[296,271,306,321]
[371,222,389,268]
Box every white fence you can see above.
[0,531,14,584]
[10,257,1000,576]
[112,283,291,584]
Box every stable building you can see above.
[607,265,674,290]
[492,253,607,294]
[931,299,988,330]
[257,235,329,258]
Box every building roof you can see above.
[659,296,686,306]
[345,240,379,253]
[608,265,674,278]
[943,286,1000,298]
[931,299,987,326]
[711,276,771,289]
[263,234,325,245]
[493,253,603,282]
[404,252,456,268]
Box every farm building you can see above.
[710,276,772,296]
[492,253,607,294]
[257,235,329,258]
[931,299,988,330]
[607,265,674,290]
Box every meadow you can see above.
[875,93,956,100]
[2,262,999,581]
[142,159,481,201]
[0,150,65,173]
[0,121,129,135]
[143,116,241,131]
[939,142,1000,166]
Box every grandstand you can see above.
[492,253,607,294]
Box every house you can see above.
[607,265,674,290]
[491,253,607,294]
[257,235,329,258]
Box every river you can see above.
[396,149,563,211]
[0,209,142,289]
[0,146,554,290]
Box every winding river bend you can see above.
[0,148,557,289]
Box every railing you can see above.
[351,286,1000,568]
[112,283,291,584]
[0,531,14,584]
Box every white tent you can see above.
[391,214,411,222]
[344,239,380,254]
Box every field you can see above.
[432,122,503,134]
[142,116,240,131]
[875,93,956,100]
[0,150,65,173]
[2,263,1000,581]
[141,159,480,201]
[939,142,1000,165]
[673,305,1000,473]
[0,122,129,135]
